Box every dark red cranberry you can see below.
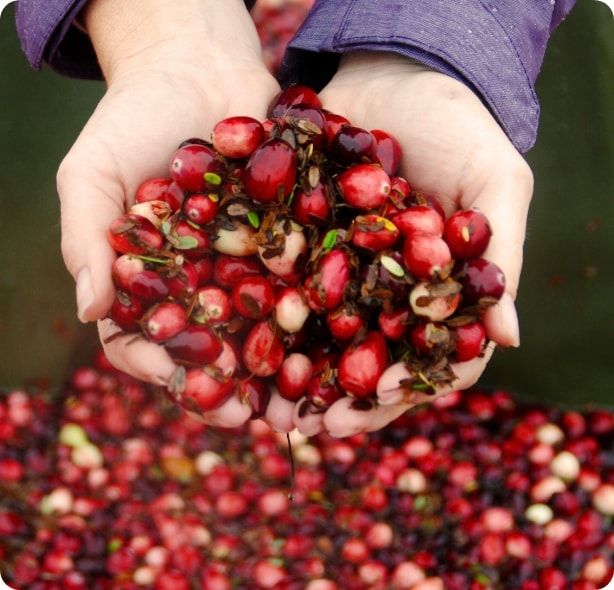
[164,325,223,365]
[169,144,226,192]
[444,209,492,259]
[331,126,376,164]
[194,258,214,286]
[173,219,211,258]
[461,258,506,303]
[269,85,322,118]
[239,378,271,419]
[109,293,143,331]
[129,270,169,302]
[285,103,326,147]
[164,260,199,299]
[378,308,411,341]
[306,249,350,311]
[371,129,402,176]
[322,111,350,146]
[307,375,343,408]
[244,139,297,204]
[326,308,365,341]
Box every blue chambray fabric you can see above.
[15,0,576,152]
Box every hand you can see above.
[57,0,280,427]
[293,52,533,437]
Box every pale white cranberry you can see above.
[531,476,566,502]
[544,518,574,542]
[391,561,426,589]
[365,522,394,549]
[536,422,564,445]
[71,443,104,469]
[145,546,170,568]
[195,450,224,475]
[525,503,554,525]
[402,436,433,459]
[275,287,311,333]
[259,223,307,277]
[133,565,157,586]
[129,200,171,227]
[396,468,427,494]
[528,443,555,466]
[550,450,580,481]
[358,561,387,585]
[59,423,89,447]
[213,221,258,256]
[592,483,614,515]
[258,489,289,516]
[412,577,445,590]
[505,532,532,559]
[294,444,322,466]
[409,282,460,321]
[582,555,611,584]
[305,580,338,590]
[481,507,514,532]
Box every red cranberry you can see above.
[285,103,326,147]
[169,144,226,192]
[338,331,388,398]
[293,182,331,225]
[323,111,350,146]
[453,322,487,361]
[182,193,219,225]
[181,368,235,413]
[108,214,163,255]
[244,139,297,203]
[306,249,350,311]
[212,116,265,159]
[194,287,232,325]
[326,308,365,341]
[110,293,143,331]
[444,209,492,259]
[337,164,391,210]
[238,378,270,419]
[277,353,313,401]
[392,206,444,238]
[242,320,285,377]
[129,270,169,303]
[403,234,452,279]
[351,215,400,251]
[142,302,187,343]
[213,255,262,288]
[231,275,275,320]
[164,260,199,299]
[378,308,411,341]
[135,177,172,204]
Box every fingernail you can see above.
[76,267,95,323]
[501,293,520,347]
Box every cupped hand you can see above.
[57,0,280,427]
[294,52,534,437]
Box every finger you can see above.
[292,399,325,436]
[377,342,496,406]
[323,397,380,438]
[98,318,176,385]
[185,393,252,428]
[460,163,533,347]
[264,390,296,433]
[57,159,124,323]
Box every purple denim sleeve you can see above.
[282,0,577,153]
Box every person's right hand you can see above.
[57,0,280,427]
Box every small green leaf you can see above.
[247,211,260,229]
[108,538,123,553]
[322,229,338,252]
[161,221,171,236]
[473,572,491,586]
[414,495,428,510]
[175,236,199,250]
[380,255,405,278]
[204,172,222,186]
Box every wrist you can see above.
[85,0,265,83]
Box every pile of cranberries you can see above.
[1,354,612,589]
[107,85,505,420]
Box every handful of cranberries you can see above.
[106,85,506,421]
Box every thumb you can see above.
[57,157,124,322]
[460,160,534,347]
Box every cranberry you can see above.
[338,331,388,398]
[392,206,444,238]
[351,215,400,251]
[213,255,262,288]
[306,249,350,311]
[129,270,169,303]
[239,378,270,419]
[269,85,322,118]
[277,353,313,401]
[444,209,492,259]
[141,302,187,343]
[461,258,506,303]
[242,320,285,377]
[403,234,452,279]
[182,193,219,225]
[180,368,235,413]
[244,139,297,203]
[453,322,487,361]
[110,293,143,331]
[231,275,275,319]
[108,214,163,255]
[194,286,232,324]
[164,325,223,365]
[293,182,331,225]
[135,177,172,204]
[285,103,326,147]
[326,308,365,341]
[212,116,265,159]
[322,111,350,146]
[378,308,411,341]
[337,163,391,210]
[169,144,226,192]
[371,129,402,176]
[331,126,376,164]
[164,260,199,299]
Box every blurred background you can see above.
[0,0,612,407]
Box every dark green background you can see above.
[0,2,612,406]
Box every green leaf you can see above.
[204,172,222,186]
[161,221,171,236]
[247,211,260,229]
[473,572,491,586]
[414,495,428,510]
[107,538,123,553]
[175,236,199,250]
[322,229,338,252]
